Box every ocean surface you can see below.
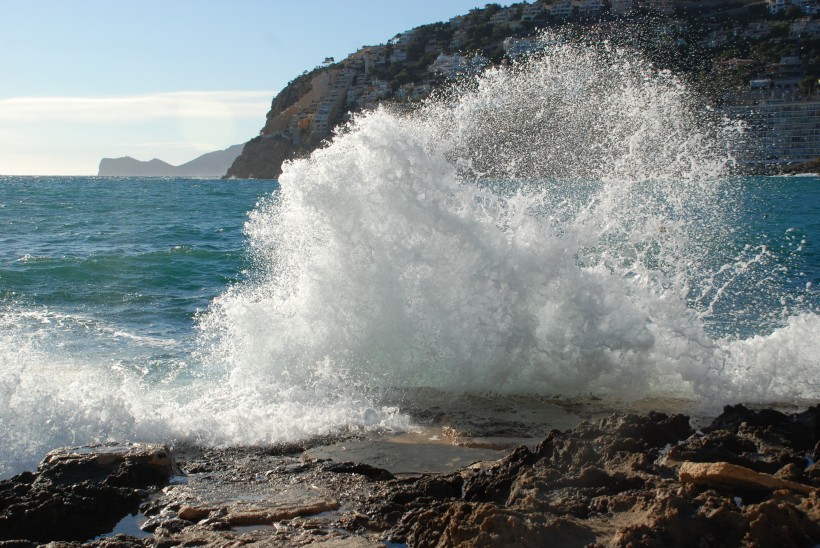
[2,35,819,477]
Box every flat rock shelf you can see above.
[1,403,818,546]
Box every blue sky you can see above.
[1,1,500,175]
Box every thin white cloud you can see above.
[0,91,271,175]
[0,91,272,122]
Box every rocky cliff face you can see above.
[224,67,347,179]
[225,1,818,179]
[223,134,295,179]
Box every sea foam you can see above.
[200,34,817,403]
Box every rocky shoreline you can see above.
[1,403,818,547]
[781,158,820,176]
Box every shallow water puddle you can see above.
[305,439,507,475]
[93,511,151,540]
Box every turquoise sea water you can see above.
[1,177,275,374]
[702,176,819,338]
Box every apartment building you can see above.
[490,7,516,24]
[724,57,820,168]
[550,0,574,18]
[521,3,546,20]
[576,0,603,17]
[611,0,635,15]
[768,0,820,15]
[726,98,820,166]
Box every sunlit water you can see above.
[1,34,818,478]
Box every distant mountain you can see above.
[98,144,244,177]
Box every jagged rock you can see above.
[402,501,596,547]
[4,406,819,545]
[321,461,395,481]
[679,461,814,494]
[364,408,819,546]
[0,444,179,543]
[667,404,820,474]
[177,499,340,526]
[742,494,820,546]
[536,411,694,471]
[460,445,538,504]
[224,134,297,179]
[37,443,181,488]
[782,157,820,175]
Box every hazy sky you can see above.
[1,1,497,175]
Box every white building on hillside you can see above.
[550,0,574,18]
[521,3,545,20]
[429,53,468,76]
[575,0,602,17]
[725,97,820,166]
[490,7,515,24]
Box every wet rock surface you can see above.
[0,443,178,543]
[362,405,819,547]
[1,404,818,546]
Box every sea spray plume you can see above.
[198,29,766,404]
[424,31,732,183]
[423,31,735,280]
[0,306,142,478]
[0,33,815,484]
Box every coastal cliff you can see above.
[223,134,295,179]
[224,68,330,179]
[226,1,820,179]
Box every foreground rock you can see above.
[0,443,179,543]
[361,405,819,547]
[679,461,814,495]
[1,405,817,546]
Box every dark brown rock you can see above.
[3,406,819,546]
[363,408,819,547]
[321,461,395,481]
[679,461,814,494]
[668,404,819,474]
[0,444,179,543]
[224,133,297,179]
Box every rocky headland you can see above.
[1,403,818,547]
[98,144,244,178]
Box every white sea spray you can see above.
[199,34,817,406]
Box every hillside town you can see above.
[226,0,820,178]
